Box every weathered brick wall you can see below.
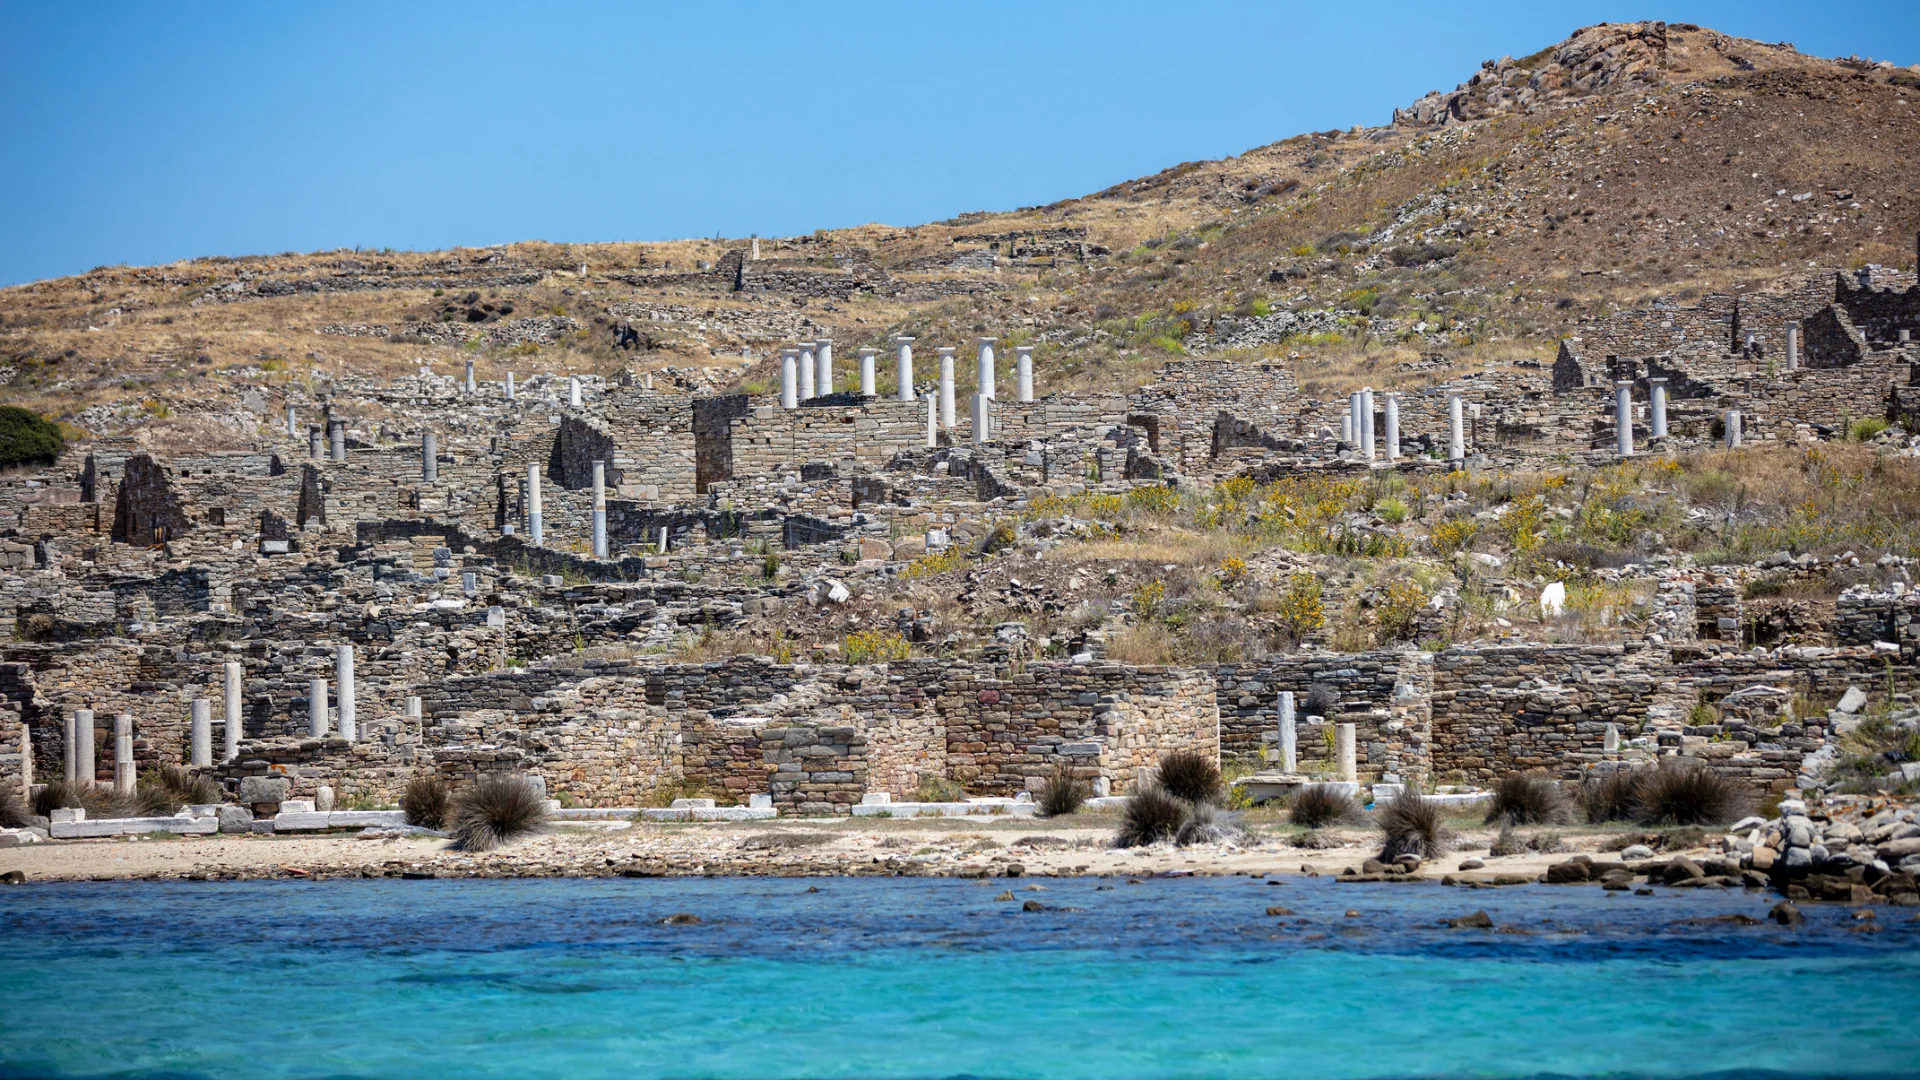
[1429,644,1656,783]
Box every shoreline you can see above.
[0,815,1831,896]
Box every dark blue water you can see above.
[2,876,1915,1079]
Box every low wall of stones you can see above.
[1429,644,1656,784]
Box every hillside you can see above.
[0,20,1915,449]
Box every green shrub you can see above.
[0,407,65,468]
[1850,417,1890,441]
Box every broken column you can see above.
[335,645,356,743]
[937,347,956,429]
[780,348,799,410]
[1447,393,1465,465]
[895,336,916,401]
[17,727,29,801]
[1648,378,1668,440]
[1786,324,1801,370]
[1340,415,1352,446]
[308,678,328,737]
[62,713,75,782]
[190,699,212,768]
[816,337,834,395]
[285,404,297,436]
[75,708,96,787]
[798,342,816,400]
[330,421,346,462]
[1615,381,1634,458]
[976,338,997,399]
[505,371,516,400]
[971,393,991,444]
[856,347,877,397]
[422,432,438,483]
[1277,691,1297,773]
[308,426,322,458]
[1015,345,1034,402]
[1335,722,1357,782]
[114,714,134,797]
[1726,410,1743,449]
[1383,393,1401,461]
[924,392,938,448]
[591,460,608,559]
[464,358,476,394]
[223,661,243,763]
[1347,392,1362,450]
[526,462,544,546]
[568,375,582,408]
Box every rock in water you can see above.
[1446,911,1494,928]
[1769,901,1805,926]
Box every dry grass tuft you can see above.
[449,774,550,852]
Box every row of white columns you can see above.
[1272,691,1357,781]
[58,649,365,786]
[778,336,1036,414]
[1611,378,1743,457]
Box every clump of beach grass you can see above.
[1037,763,1088,818]
[1485,773,1573,826]
[449,774,549,851]
[1377,787,1453,860]
[1155,749,1223,805]
[1289,783,1363,828]
[1116,785,1189,847]
[402,773,452,830]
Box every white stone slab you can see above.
[639,806,778,822]
[51,815,218,838]
[850,799,1038,819]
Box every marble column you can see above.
[1277,691,1297,773]
[815,337,834,395]
[937,348,956,429]
[591,460,608,559]
[62,713,75,782]
[1340,415,1353,446]
[464,359,476,394]
[18,727,30,801]
[330,421,346,462]
[895,336,916,401]
[1335,722,1357,782]
[780,349,799,409]
[190,699,212,768]
[309,426,322,458]
[335,645,356,743]
[422,432,438,482]
[976,338,997,400]
[309,678,328,737]
[1726,410,1743,449]
[223,661,243,763]
[971,393,991,444]
[1360,387,1376,462]
[526,463,543,546]
[75,709,96,787]
[856,347,877,397]
[1383,394,1401,461]
[1448,394,1465,464]
[798,342,816,400]
[1649,378,1669,440]
[1615,381,1634,458]
[286,405,297,436]
[1786,324,1801,370]
[114,714,135,796]
[568,375,582,408]
[924,392,938,448]
[505,372,516,401]
[1015,346,1034,403]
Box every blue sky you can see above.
[2,1,1913,286]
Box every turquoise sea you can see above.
[1,875,1916,1080]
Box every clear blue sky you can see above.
[2,1,1913,286]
